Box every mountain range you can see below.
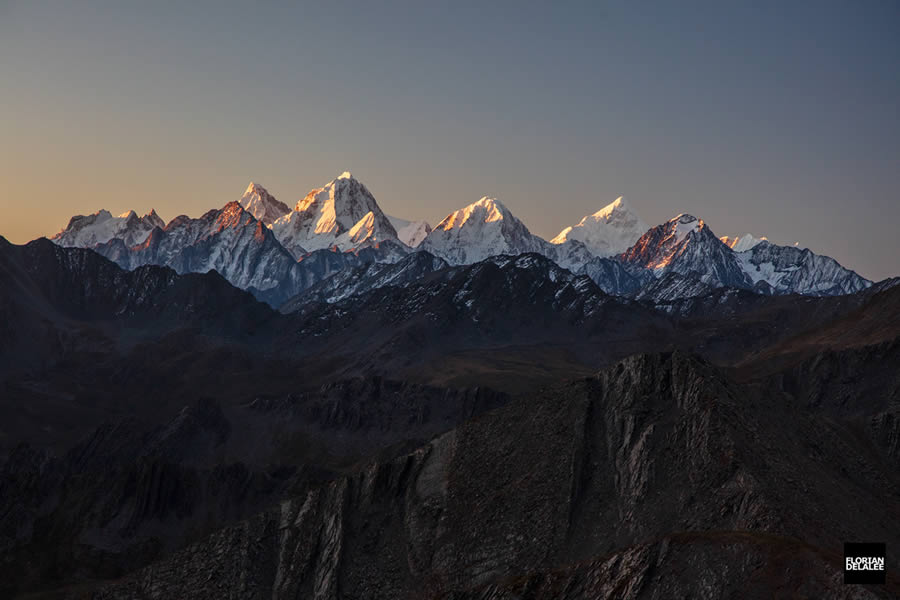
[14,170,894,597]
[48,172,874,310]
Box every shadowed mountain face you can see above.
[0,380,508,597]
[87,353,900,599]
[1,237,899,598]
[0,236,276,374]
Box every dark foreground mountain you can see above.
[1,237,898,598]
[0,235,275,376]
[0,379,506,597]
[87,352,900,599]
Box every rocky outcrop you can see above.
[451,533,890,599]
[91,353,900,598]
[0,377,508,597]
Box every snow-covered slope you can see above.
[239,182,290,226]
[635,272,718,303]
[548,238,597,271]
[621,214,753,289]
[271,172,401,258]
[621,215,871,296]
[576,256,654,297]
[419,197,552,265]
[52,209,165,248]
[47,174,877,303]
[721,233,766,252]
[735,241,871,296]
[551,196,648,257]
[281,251,449,309]
[387,216,432,248]
[93,202,309,305]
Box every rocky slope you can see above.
[576,255,654,296]
[88,352,900,599]
[280,251,449,309]
[0,235,275,376]
[621,214,754,289]
[2,236,899,597]
[621,215,872,298]
[92,201,311,306]
[0,379,507,597]
[735,239,871,296]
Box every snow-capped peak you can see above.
[143,209,165,229]
[239,181,290,226]
[671,214,702,241]
[594,195,628,218]
[419,196,549,265]
[436,197,508,231]
[550,195,649,257]
[51,207,167,249]
[721,233,767,252]
[270,172,399,257]
[620,212,754,289]
[244,181,267,196]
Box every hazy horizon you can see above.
[2,1,898,280]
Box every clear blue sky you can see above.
[1,0,898,279]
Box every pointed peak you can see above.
[592,196,628,216]
[435,196,512,231]
[243,181,269,196]
[666,214,703,242]
[468,196,508,220]
[721,233,767,252]
[220,200,246,214]
[337,171,354,181]
[672,213,699,224]
[474,196,506,211]
[142,209,165,229]
[118,209,138,219]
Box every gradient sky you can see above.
[1,0,898,279]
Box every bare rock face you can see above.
[736,239,871,296]
[621,214,754,290]
[91,352,900,599]
[0,377,508,597]
[456,533,884,600]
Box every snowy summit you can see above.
[419,197,549,265]
[551,196,648,257]
[239,182,291,226]
[271,172,400,258]
[720,233,767,253]
[52,209,164,248]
